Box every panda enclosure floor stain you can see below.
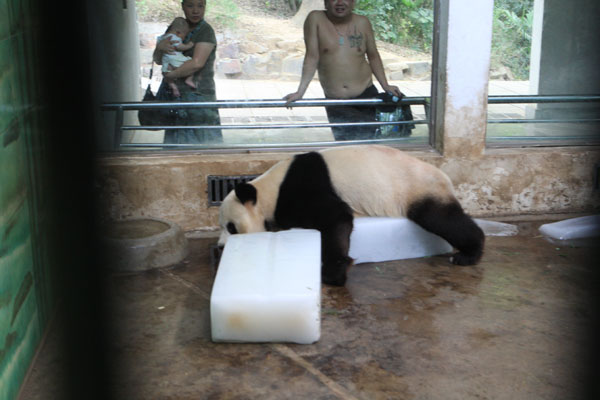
[19,220,600,399]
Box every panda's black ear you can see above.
[234,183,257,205]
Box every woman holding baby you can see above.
[153,0,222,144]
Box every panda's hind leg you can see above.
[320,212,354,286]
[407,197,484,265]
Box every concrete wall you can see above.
[95,0,600,233]
[96,147,600,233]
[87,0,141,150]
[530,0,600,118]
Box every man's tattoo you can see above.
[348,26,363,49]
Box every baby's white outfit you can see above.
[158,33,191,72]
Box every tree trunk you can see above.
[292,0,324,26]
[288,0,297,13]
[287,0,302,13]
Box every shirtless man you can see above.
[284,0,402,141]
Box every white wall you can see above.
[434,0,494,158]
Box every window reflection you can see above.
[128,0,434,149]
[487,0,600,144]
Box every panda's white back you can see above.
[320,145,455,217]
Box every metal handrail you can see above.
[486,95,600,124]
[101,94,600,111]
[488,118,600,124]
[102,97,429,110]
[102,94,600,149]
[103,96,430,149]
[488,95,600,104]
[126,120,425,131]
[118,137,420,149]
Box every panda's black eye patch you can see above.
[226,222,238,235]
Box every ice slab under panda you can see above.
[349,217,453,264]
[210,229,321,344]
[539,215,600,247]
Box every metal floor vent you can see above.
[207,175,259,206]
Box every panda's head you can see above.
[218,183,267,246]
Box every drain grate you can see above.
[207,175,259,206]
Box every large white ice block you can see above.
[211,229,321,344]
[539,215,600,246]
[349,217,453,264]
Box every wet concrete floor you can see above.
[19,220,599,399]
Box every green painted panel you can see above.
[0,29,41,399]
[0,107,41,400]
[1,0,60,398]
[5,0,23,36]
[0,218,40,400]
[0,0,9,40]
[0,37,17,136]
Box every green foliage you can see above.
[494,0,533,19]
[135,0,239,27]
[357,0,534,80]
[491,0,534,79]
[135,0,181,22]
[207,0,239,28]
[356,0,434,51]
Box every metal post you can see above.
[114,106,123,150]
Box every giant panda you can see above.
[218,144,484,286]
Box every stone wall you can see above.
[96,147,600,233]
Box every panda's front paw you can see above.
[450,251,482,266]
[322,257,353,286]
[322,271,347,286]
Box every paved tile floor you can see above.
[19,218,600,399]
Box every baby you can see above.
[158,17,196,97]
